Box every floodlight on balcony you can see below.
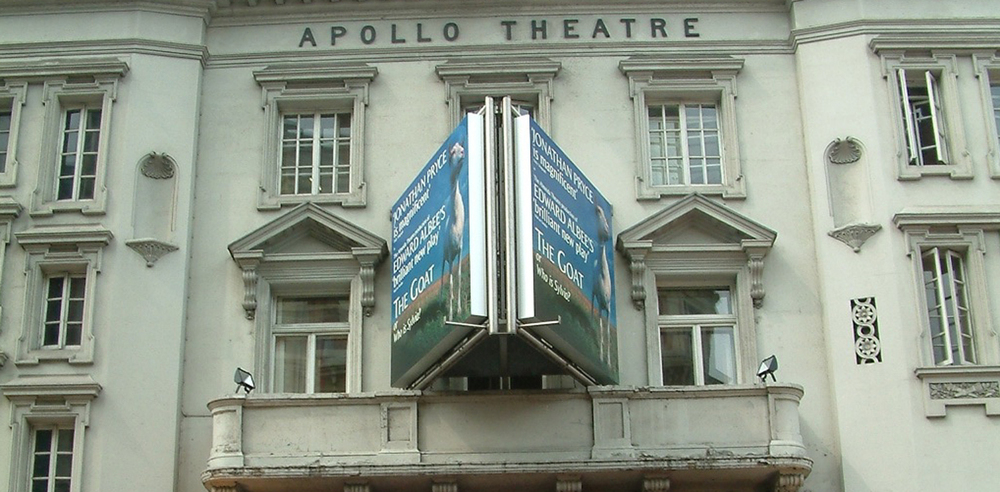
[234,367,255,394]
[757,355,778,382]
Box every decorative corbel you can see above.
[231,251,263,320]
[643,476,671,492]
[773,473,805,492]
[125,239,179,267]
[742,240,771,309]
[617,241,651,310]
[353,247,385,317]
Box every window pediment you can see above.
[617,194,775,310]
[228,203,387,319]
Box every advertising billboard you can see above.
[515,116,618,384]
[390,115,487,388]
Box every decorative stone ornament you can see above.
[851,297,882,363]
[828,223,882,252]
[125,239,179,267]
[139,152,176,179]
[826,137,862,164]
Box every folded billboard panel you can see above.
[390,115,487,388]
[515,116,618,384]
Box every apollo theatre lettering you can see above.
[298,16,701,47]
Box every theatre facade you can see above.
[0,1,998,491]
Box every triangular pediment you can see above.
[617,194,775,251]
[228,202,387,258]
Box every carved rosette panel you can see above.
[125,239,179,267]
[929,382,1000,400]
[829,223,881,253]
[852,297,881,364]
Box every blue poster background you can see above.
[525,119,618,384]
[390,117,477,388]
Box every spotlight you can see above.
[234,367,255,394]
[757,355,778,382]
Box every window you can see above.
[620,56,745,199]
[56,107,102,201]
[872,39,970,179]
[1,375,98,492]
[894,211,1000,417]
[0,80,27,187]
[253,63,377,209]
[30,427,75,492]
[617,194,775,386]
[280,113,352,196]
[42,274,87,349]
[973,56,1000,179]
[29,61,127,216]
[229,203,387,394]
[647,103,722,186]
[272,296,350,393]
[436,58,560,131]
[897,69,947,167]
[14,225,112,365]
[658,288,738,385]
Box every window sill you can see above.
[15,347,94,366]
[636,180,746,201]
[898,163,973,180]
[257,189,366,210]
[914,365,1000,417]
[29,199,107,217]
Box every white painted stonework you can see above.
[0,1,998,491]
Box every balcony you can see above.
[204,384,810,492]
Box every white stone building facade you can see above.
[0,1,998,491]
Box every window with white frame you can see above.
[921,247,976,366]
[14,225,112,365]
[896,68,948,167]
[620,56,745,199]
[972,57,1000,179]
[436,58,560,131]
[29,426,75,492]
[872,40,971,180]
[272,295,350,393]
[658,287,738,385]
[1,375,98,492]
[228,203,387,395]
[29,61,127,216]
[253,63,376,210]
[56,106,102,201]
[0,81,27,187]
[42,274,87,349]
[647,103,723,187]
[617,194,775,387]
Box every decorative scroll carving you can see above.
[851,297,882,364]
[643,477,671,492]
[828,223,881,252]
[929,382,1000,400]
[627,247,649,310]
[556,476,582,492]
[748,254,766,308]
[773,473,805,492]
[233,255,262,320]
[354,248,382,317]
[125,239,178,267]
[827,137,862,164]
[140,152,176,179]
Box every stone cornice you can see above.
[0,39,209,64]
[0,58,129,82]
[892,208,1000,229]
[790,19,1000,50]
[0,0,215,18]
[15,224,114,248]
[0,374,102,400]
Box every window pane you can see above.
[658,288,732,315]
[274,336,307,393]
[32,453,50,478]
[299,115,314,138]
[65,110,81,131]
[338,113,351,137]
[320,115,336,138]
[85,108,102,130]
[55,454,72,476]
[661,330,694,385]
[83,130,100,153]
[277,296,349,324]
[78,178,96,200]
[34,429,53,452]
[702,327,736,385]
[54,479,71,492]
[315,336,348,393]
